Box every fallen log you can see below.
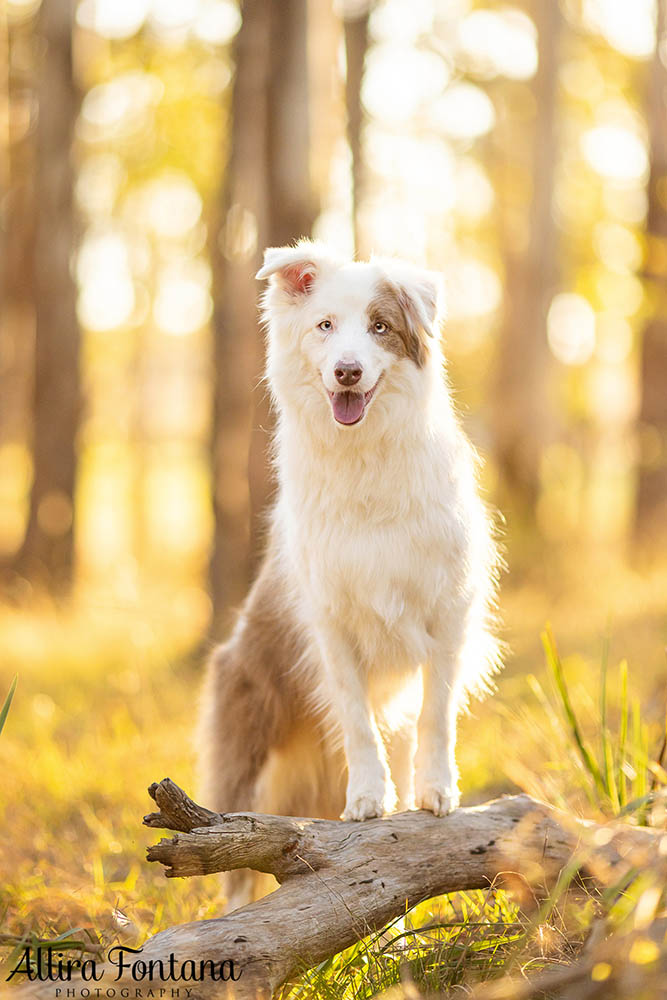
[8,779,663,1000]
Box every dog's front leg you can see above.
[414,656,461,817]
[315,622,390,821]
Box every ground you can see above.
[1,556,666,994]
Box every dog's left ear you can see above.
[376,259,444,338]
[256,242,337,298]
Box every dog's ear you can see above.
[375,259,445,339]
[256,242,336,297]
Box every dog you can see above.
[198,240,501,908]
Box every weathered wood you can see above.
[10,780,662,1000]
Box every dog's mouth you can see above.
[327,380,380,426]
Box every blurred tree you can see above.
[636,0,667,538]
[0,11,7,278]
[209,0,271,629]
[0,7,10,459]
[0,11,36,527]
[492,0,561,528]
[13,0,80,592]
[343,1,370,256]
[248,0,317,568]
[209,0,317,634]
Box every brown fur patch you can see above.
[367,279,430,368]
[197,534,346,907]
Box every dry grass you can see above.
[1,561,666,995]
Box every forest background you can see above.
[1,0,667,986]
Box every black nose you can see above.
[334,362,362,386]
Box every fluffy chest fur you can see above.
[274,411,473,671]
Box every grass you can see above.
[1,566,667,996]
[279,892,528,999]
[0,674,17,736]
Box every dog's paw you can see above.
[415,773,460,817]
[342,791,385,821]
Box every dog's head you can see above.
[257,241,444,431]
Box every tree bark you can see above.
[12,0,80,593]
[247,0,318,578]
[343,3,370,257]
[13,779,661,1000]
[636,0,667,539]
[492,0,561,523]
[209,0,272,631]
[209,0,318,637]
[0,9,38,577]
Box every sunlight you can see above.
[77,0,240,43]
[138,172,203,241]
[457,7,538,81]
[145,461,211,554]
[454,158,494,220]
[79,72,163,142]
[366,129,456,206]
[362,198,428,260]
[362,43,450,124]
[589,363,637,423]
[596,314,634,364]
[76,230,135,332]
[547,293,596,365]
[368,0,441,42]
[149,0,195,34]
[581,125,649,184]
[447,257,502,321]
[582,0,656,60]
[75,154,126,219]
[78,455,132,567]
[77,0,150,40]
[430,82,496,140]
[593,222,643,274]
[193,0,241,45]
[6,0,41,20]
[153,261,212,336]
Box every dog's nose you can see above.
[334,362,362,386]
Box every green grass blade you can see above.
[617,793,654,819]
[617,659,628,807]
[603,731,620,813]
[600,630,609,779]
[0,674,17,736]
[599,632,620,810]
[541,626,606,800]
[632,696,650,824]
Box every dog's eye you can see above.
[318,319,333,332]
[373,321,388,334]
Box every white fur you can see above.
[257,240,500,820]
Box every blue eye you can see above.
[318,319,333,332]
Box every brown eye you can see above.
[318,319,333,332]
[373,320,388,334]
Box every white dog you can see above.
[199,241,500,905]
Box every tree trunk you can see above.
[209,0,272,632]
[492,0,561,524]
[12,0,80,593]
[14,778,661,1000]
[247,0,318,576]
[343,3,370,256]
[0,10,38,577]
[636,0,667,539]
[209,0,317,637]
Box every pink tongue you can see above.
[332,391,366,425]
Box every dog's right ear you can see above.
[256,242,334,298]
